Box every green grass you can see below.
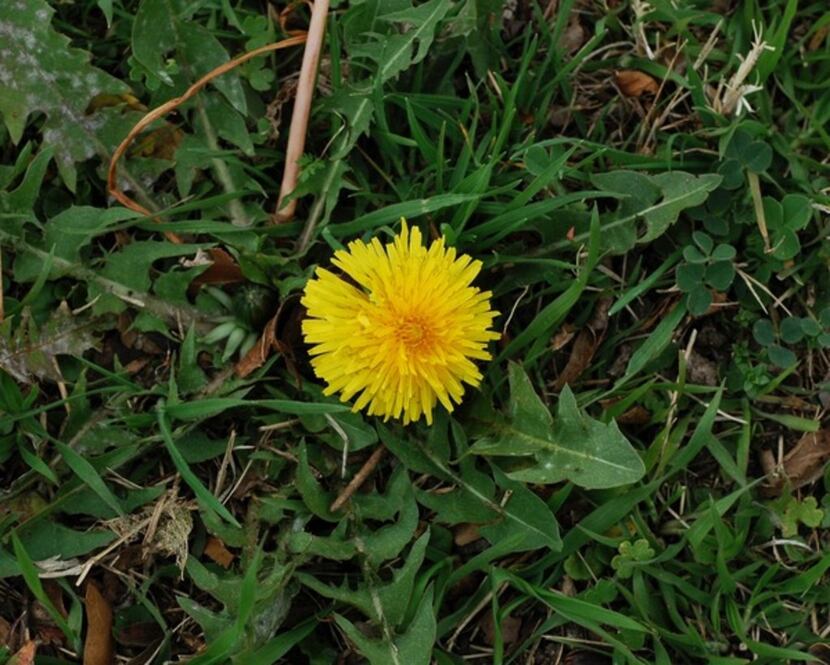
[1,0,830,663]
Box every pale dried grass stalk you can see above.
[714,23,774,116]
[272,0,331,224]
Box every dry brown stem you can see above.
[330,445,387,512]
[107,34,308,241]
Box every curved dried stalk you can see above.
[107,34,308,241]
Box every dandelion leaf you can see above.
[0,308,101,384]
[471,363,645,489]
[591,171,722,253]
[335,585,436,665]
[349,0,452,84]
[132,0,246,113]
[0,0,134,191]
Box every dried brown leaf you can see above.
[809,26,830,52]
[44,580,68,619]
[480,612,521,646]
[615,70,659,97]
[560,18,586,54]
[188,248,246,294]
[554,330,596,390]
[616,405,652,426]
[129,124,183,161]
[7,641,36,665]
[116,622,164,648]
[204,536,235,569]
[550,323,577,352]
[235,297,303,379]
[554,298,611,390]
[84,581,114,665]
[235,308,280,378]
[453,523,481,547]
[782,430,830,490]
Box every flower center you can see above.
[397,314,433,350]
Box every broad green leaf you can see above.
[352,0,452,84]
[472,363,644,489]
[359,486,420,566]
[132,0,245,112]
[288,526,358,562]
[351,463,411,521]
[0,147,53,234]
[0,0,136,190]
[89,240,210,314]
[13,521,114,564]
[297,531,429,627]
[184,553,269,619]
[335,585,437,665]
[676,262,704,292]
[768,343,797,368]
[185,550,265,665]
[687,286,712,316]
[479,465,561,550]
[132,0,251,225]
[53,439,124,517]
[295,442,338,522]
[781,194,812,231]
[290,469,418,566]
[63,485,164,520]
[780,317,804,344]
[382,425,559,550]
[324,86,375,158]
[591,171,722,253]
[14,207,138,282]
[101,241,208,294]
[704,261,735,291]
[725,129,772,173]
[178,596,231,644]
[415,418,498,525]
[97,0,113,25]
[752,319,775,347]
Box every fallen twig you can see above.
[330,445,387,512]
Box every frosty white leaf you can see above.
[0,307,100,384]
[0,0,137,191]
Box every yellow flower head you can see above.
[302,221,499,425]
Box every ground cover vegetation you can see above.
[1,0,829,663]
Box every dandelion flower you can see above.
[302,221,499,425]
